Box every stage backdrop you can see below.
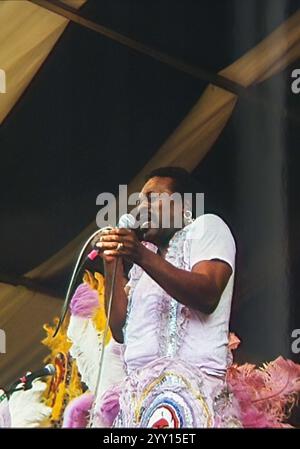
[0,2,300,388]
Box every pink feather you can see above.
[227,357,300,428]
[96,385,121,427]
[70,283,99,318]
[62,393,94,428]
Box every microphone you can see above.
[20,364,56,387]
[87,213,146,260]
[6,364,56,396]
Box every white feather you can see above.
[67,315,125,396]
[9,380,52,428]
[0,391,11,427]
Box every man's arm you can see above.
[99,229,232,315]
[99,212,235,316]
[139,249,232,314]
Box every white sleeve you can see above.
[188,214,236,271]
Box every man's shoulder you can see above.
[191,213,232,232]
[187,214,236,269]
[189,213,236,247]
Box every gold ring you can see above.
[117,242,124,251]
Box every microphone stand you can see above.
[52,215,138,423]
[87,257,120,428]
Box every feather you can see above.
[67,316,126,394]
[227,357,300,427]
[62,393,94,428]
[0,393,11,427]
[67,315,103,392]
[70,283,99,318]
[9,381,52,428]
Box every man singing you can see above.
[90,166,241,428]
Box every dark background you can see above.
[0,0,300,422]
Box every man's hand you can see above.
[94,228,135,343]
[96,228,146,264]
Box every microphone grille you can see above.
[45,364,56,375]
[118,213,136,229]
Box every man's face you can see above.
[137,176,184,245]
